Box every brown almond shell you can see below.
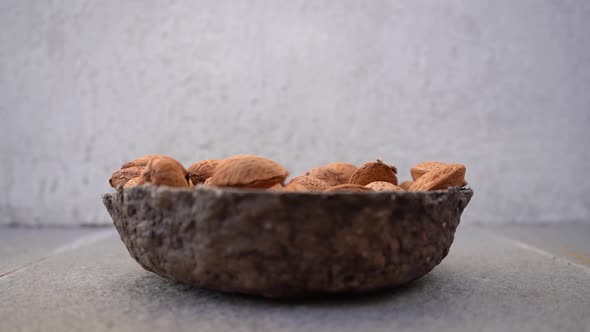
[287,176,330,192]
[210,155,288,189]
[109,166,143,188]
[365,181,404,192]
[307,162,357,186]
[188,160,220,185]
[326,184,374,193]
[399,180,414,191]
[349,160,398,186]
[409,164,466,191]
[140,159,189,188]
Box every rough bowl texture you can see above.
[102,186,473,298]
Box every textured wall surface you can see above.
[1,0,589,226]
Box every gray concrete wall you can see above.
[1,0,589,226]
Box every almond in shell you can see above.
[325,184,373,193]
[410,161,446,180]
[122,154,187,174]
[284,182,309,192]
[411,161,467,186]
[210,155,289,189]
[348,159,398,186]
[287,175,330,192]
[188,159,220,185]
[409,164,466,191]
[306,162,357,186]
[123,176,145,189]
[109,166,142,188]
[399,180,414,191]
[110,154,187,188]
[268,183,284,192]
[140,158,189,188]
[365,181,404,192]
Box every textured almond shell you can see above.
[307,162,357,186]
[365,181,404,192]
[188,160,220,185]
[268,183,284,192]
[122,155,187,175]
[399,180,414,191]
[123,177,145,189]
[109,166,143,188]
[141,159,189,188]
[210,155,289,189]
[111,155,188,188]
[287,176,330,192]
[349,160,398,186]
[411,161,467,186]
[410,161,448,181]
[409,164,466,191]
[325,184,374,193]
[283,182,309,192]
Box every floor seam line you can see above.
[50,229,113,255]
[485,230,590,274]
[0,229,113,280]
[0,257,49,278]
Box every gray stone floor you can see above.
[1,224,589,332]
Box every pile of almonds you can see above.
[109,155,467,193]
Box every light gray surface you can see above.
[1,1,590,226]
[1,225,589,331]
[0,227,102,276]
[484,223,590,267]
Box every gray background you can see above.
[1,0,589,226]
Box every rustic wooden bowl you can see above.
[102,185,473,298]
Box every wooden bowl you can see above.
[103,185,473,298]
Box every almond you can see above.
[203,177,214,186]
[411,161,467,186]
[287,175,330,192]
[210,154,289,188]
[123,176,145,189]
[306,162,357,186]
[284,182,309,192]
[410,161,447,180]
[325,184,373,193]
[140,158,189,188]
[399,180,414,191]
[365,181,404,192]
[110,155,187,188]
[409,164,466,191]
[121,155,159,169]
[348,159,398,186]
[122,154,187,174]
[109,166,142,188]
[268,183,284,192]
[188,160,220,185]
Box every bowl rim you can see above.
[105,184,473,196]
